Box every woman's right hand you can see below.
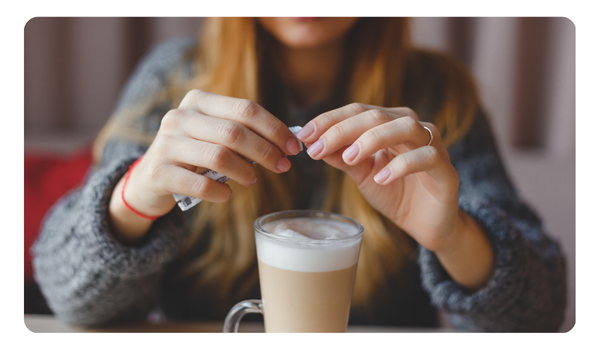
[109,89,302,242]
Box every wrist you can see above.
[123,156,176,218]
[431,209,468,255]
[431,209,494,292]
[109,176,155,244]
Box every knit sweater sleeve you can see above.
[31,37,196,326]
[418,110,567,331]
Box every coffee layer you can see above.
[258,260,356,332]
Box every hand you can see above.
[296,103,460,252]
[109,90,302,240]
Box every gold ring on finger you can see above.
[423,126,433,146]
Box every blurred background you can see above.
[23,17,575,331]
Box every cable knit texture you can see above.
[32,37,566,331]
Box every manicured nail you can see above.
[296,123,315,141]
[286,137,302,155]
[306,138,324,159]
[342,144,359,163]
[374,167,391,184]
[276,157,291,172]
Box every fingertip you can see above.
[286,137,302,155]
[374,167,392,185]
[240,176,256,188]
[276,156,292,173]
[223,184,233,202]
[342,144,359,164]
[296,122,315,142]
[211,183,232,203]
[306,138,324,159]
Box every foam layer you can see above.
[270,219,353,240]
[256,218,362,272]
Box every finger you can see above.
[296,103,418,143]
[179,90,301,155]
[160,164,232,203]
[296,103,373,144]
[306,109,395,160]
[157,136,257,186]
[163,111,291,174]
[343,117,435,165]
[382,107,420,121]
[373,143,454,186]
[319,146,376,187]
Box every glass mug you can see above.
[223,210,364,333]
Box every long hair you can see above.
[94,17,479,315]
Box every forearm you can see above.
[418,111,565,331]
[33,180,160,325]
[33,143,189,325]
[433,209,494,292]
[419,198,566,331]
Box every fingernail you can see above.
[374,167,391,184]
[342,144,359,163]
[286,137,301,155]
[250,176,257,185]
[276,157,291,172]
[296,123,315,141]
[306,138,324,159]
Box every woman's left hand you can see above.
[296,103,461,252]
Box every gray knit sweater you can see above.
[32,37,566,331]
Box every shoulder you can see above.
[114,37,197,111]
[130,36,198,84]
[139,37,198,73]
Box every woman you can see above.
[32,17,566,331]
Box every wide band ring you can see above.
[423,126,433,146]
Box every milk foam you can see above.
[272,224,312,240]
[271,219,351,240]
[256,218,362,272]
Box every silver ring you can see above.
[423,126,433,146]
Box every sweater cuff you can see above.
[419,196,530,315]
[80,152,188,278]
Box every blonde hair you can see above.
[95,17,479,315]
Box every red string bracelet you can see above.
[121,156,160,221]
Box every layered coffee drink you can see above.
[256,216,362,332]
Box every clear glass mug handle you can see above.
[223,299,263,333]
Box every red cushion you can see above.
[24,148,93,280]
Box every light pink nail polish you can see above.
[342,144,359,163]
[307,138,324,158]
[296,123,315,141]
[276,157,291,172]
[286,137,301,155]
[374,167,391,184]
